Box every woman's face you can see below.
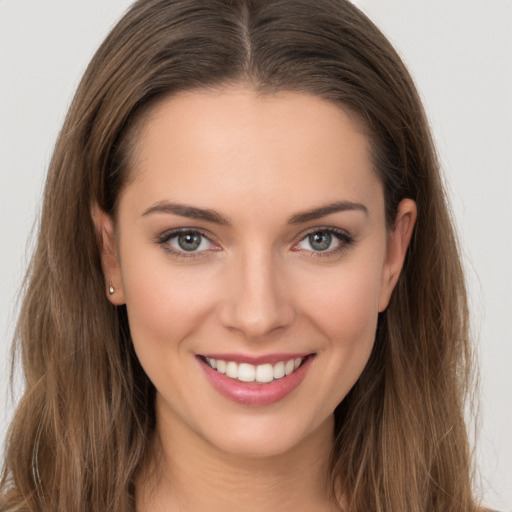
[99,88,415,458]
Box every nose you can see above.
[218,249,295,339]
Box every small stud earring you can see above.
[108,284,115,296]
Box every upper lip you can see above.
[198,352,314,365]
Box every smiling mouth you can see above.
[197,353,316,405]
[199,355,310,384]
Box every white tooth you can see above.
[285,359,295,376]
[210,358,217,369]
[294,357,302,370]
[216,360,227,374]
[238,363,256,382]
[226,361,238,378]
[273,361,285,379]
[256,364,274,383]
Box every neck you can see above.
[136,408,337,512]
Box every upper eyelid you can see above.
[296,226,352,240]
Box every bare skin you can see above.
[136,412,336,511]
[94,87,416,511]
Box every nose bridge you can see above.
[219,244,294,338]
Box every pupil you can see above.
[178,232,201,251]
[309,232,331,251]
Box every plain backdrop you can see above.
[0,1,511,509]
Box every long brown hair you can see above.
[1,1,478,510]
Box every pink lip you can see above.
[197,354,315,406]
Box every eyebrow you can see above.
[142,201,231,225]
[287,200,368,224]
[141,199,368,225]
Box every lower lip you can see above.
[197,355,315,406]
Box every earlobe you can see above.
[91,204,126,305]
[378,198,417,312]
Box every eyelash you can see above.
[155,228,218,261]
[155,227,355,260]
[292,227,355,258]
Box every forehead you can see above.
[120,88,383,220]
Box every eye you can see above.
[171,231,210,252]
[303,231,335,251]
[157,229,217,256]
[293,228,354,255]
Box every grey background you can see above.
[1,0,510,508]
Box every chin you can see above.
[196,412,334,460]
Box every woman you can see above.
[0,0,484,510]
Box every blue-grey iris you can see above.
[309,231,331,251]
[178,232,202,251]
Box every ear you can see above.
[378,198,417,312]
[91,204,125,305]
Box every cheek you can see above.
[119,245,217,354]
[293,256,384,405]
[297,258,383,343]
[120,258,223,404]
